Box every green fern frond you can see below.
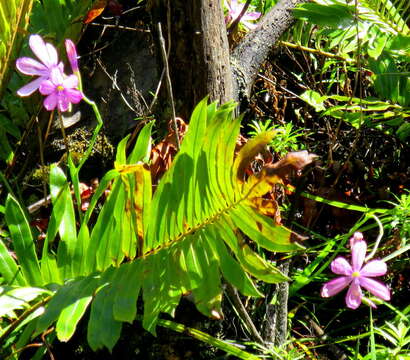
[361,0,410,35]
[1,100,315,354]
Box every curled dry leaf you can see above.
[244,150,317,199]
[264,151,318,179]
[150,117,188,184]
[83,0,107,24]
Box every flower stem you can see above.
[69,94,103,220]
[57,110,69,154]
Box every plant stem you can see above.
[156,317,260,360]
[69,95,103,220]
[365,213,384,262]
[157,22,180,150]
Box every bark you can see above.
[231,0,305,106]
[158,0,233,119]
[262,261,290,347]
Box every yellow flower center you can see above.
[352,271,360,277]
[57,85,64,91]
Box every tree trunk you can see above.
[156,0,304,117]
[155,0,233,119]
[231,0,305,107]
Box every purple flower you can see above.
[16,34,64,96]
[39,67,83,112]
[65,39,79,74]
[225,0,261,30]
[321,232,390,309]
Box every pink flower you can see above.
[16,34,64,96]
[321,233,390,309]
[65,39,79,74]
[225,0,261,30]
[39,67,83,112]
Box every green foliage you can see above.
[374,315,410,358]
[0,0,35,97]
[0,0,34,163]
[291,0,410,141]
[251,0,279,14]
[28,0,92,44]
[0,99,312,357]
[248,119,304,155]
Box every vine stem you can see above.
[365,213,384,262]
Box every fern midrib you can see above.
[140,176,266,259]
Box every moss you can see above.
[51,127,115,166]
[29,164,51,185]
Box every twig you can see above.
[96,58,139,114]
[157,22,180,150]
[89,22,150,32]
[307,315,347,359]
[41,327,55,360]
[27,195,51,214]
[279,41,353,62]
[225,283,265,344]
[0,296,51,346]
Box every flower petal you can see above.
[16,57,49,76]
[321,276,351,297]
[62,74,79,89]
[349,232,364,248]
[331,257,352,276]
[49,66,65,85]
[43,93,58,111]
[346,281,362,309]
[244,11,261,20]
[65,39,79,73]
[351,239,367,272]
[64,88,83,104]
[242,20,257,30]
[45,43,58,67]
[360,260,387,277]
[17,77,45,96]
[359,277,390,301]
[29,35,56,68]
[39,80,56,95]
[57,94,70,112]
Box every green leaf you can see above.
[206,232,262,298]
[0,113,20,138]
[293,3,355,29]
[0,286,49,317]
[300,90,326,112]
[112,262,142,323]
[0,237,25,286]
[87,269,122,352]
[36,275,101,337]
[49,165,78,279]
[128,121,154,163]
[56,290,94,342]
[5,195,42,286]
[369,54,410,106]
